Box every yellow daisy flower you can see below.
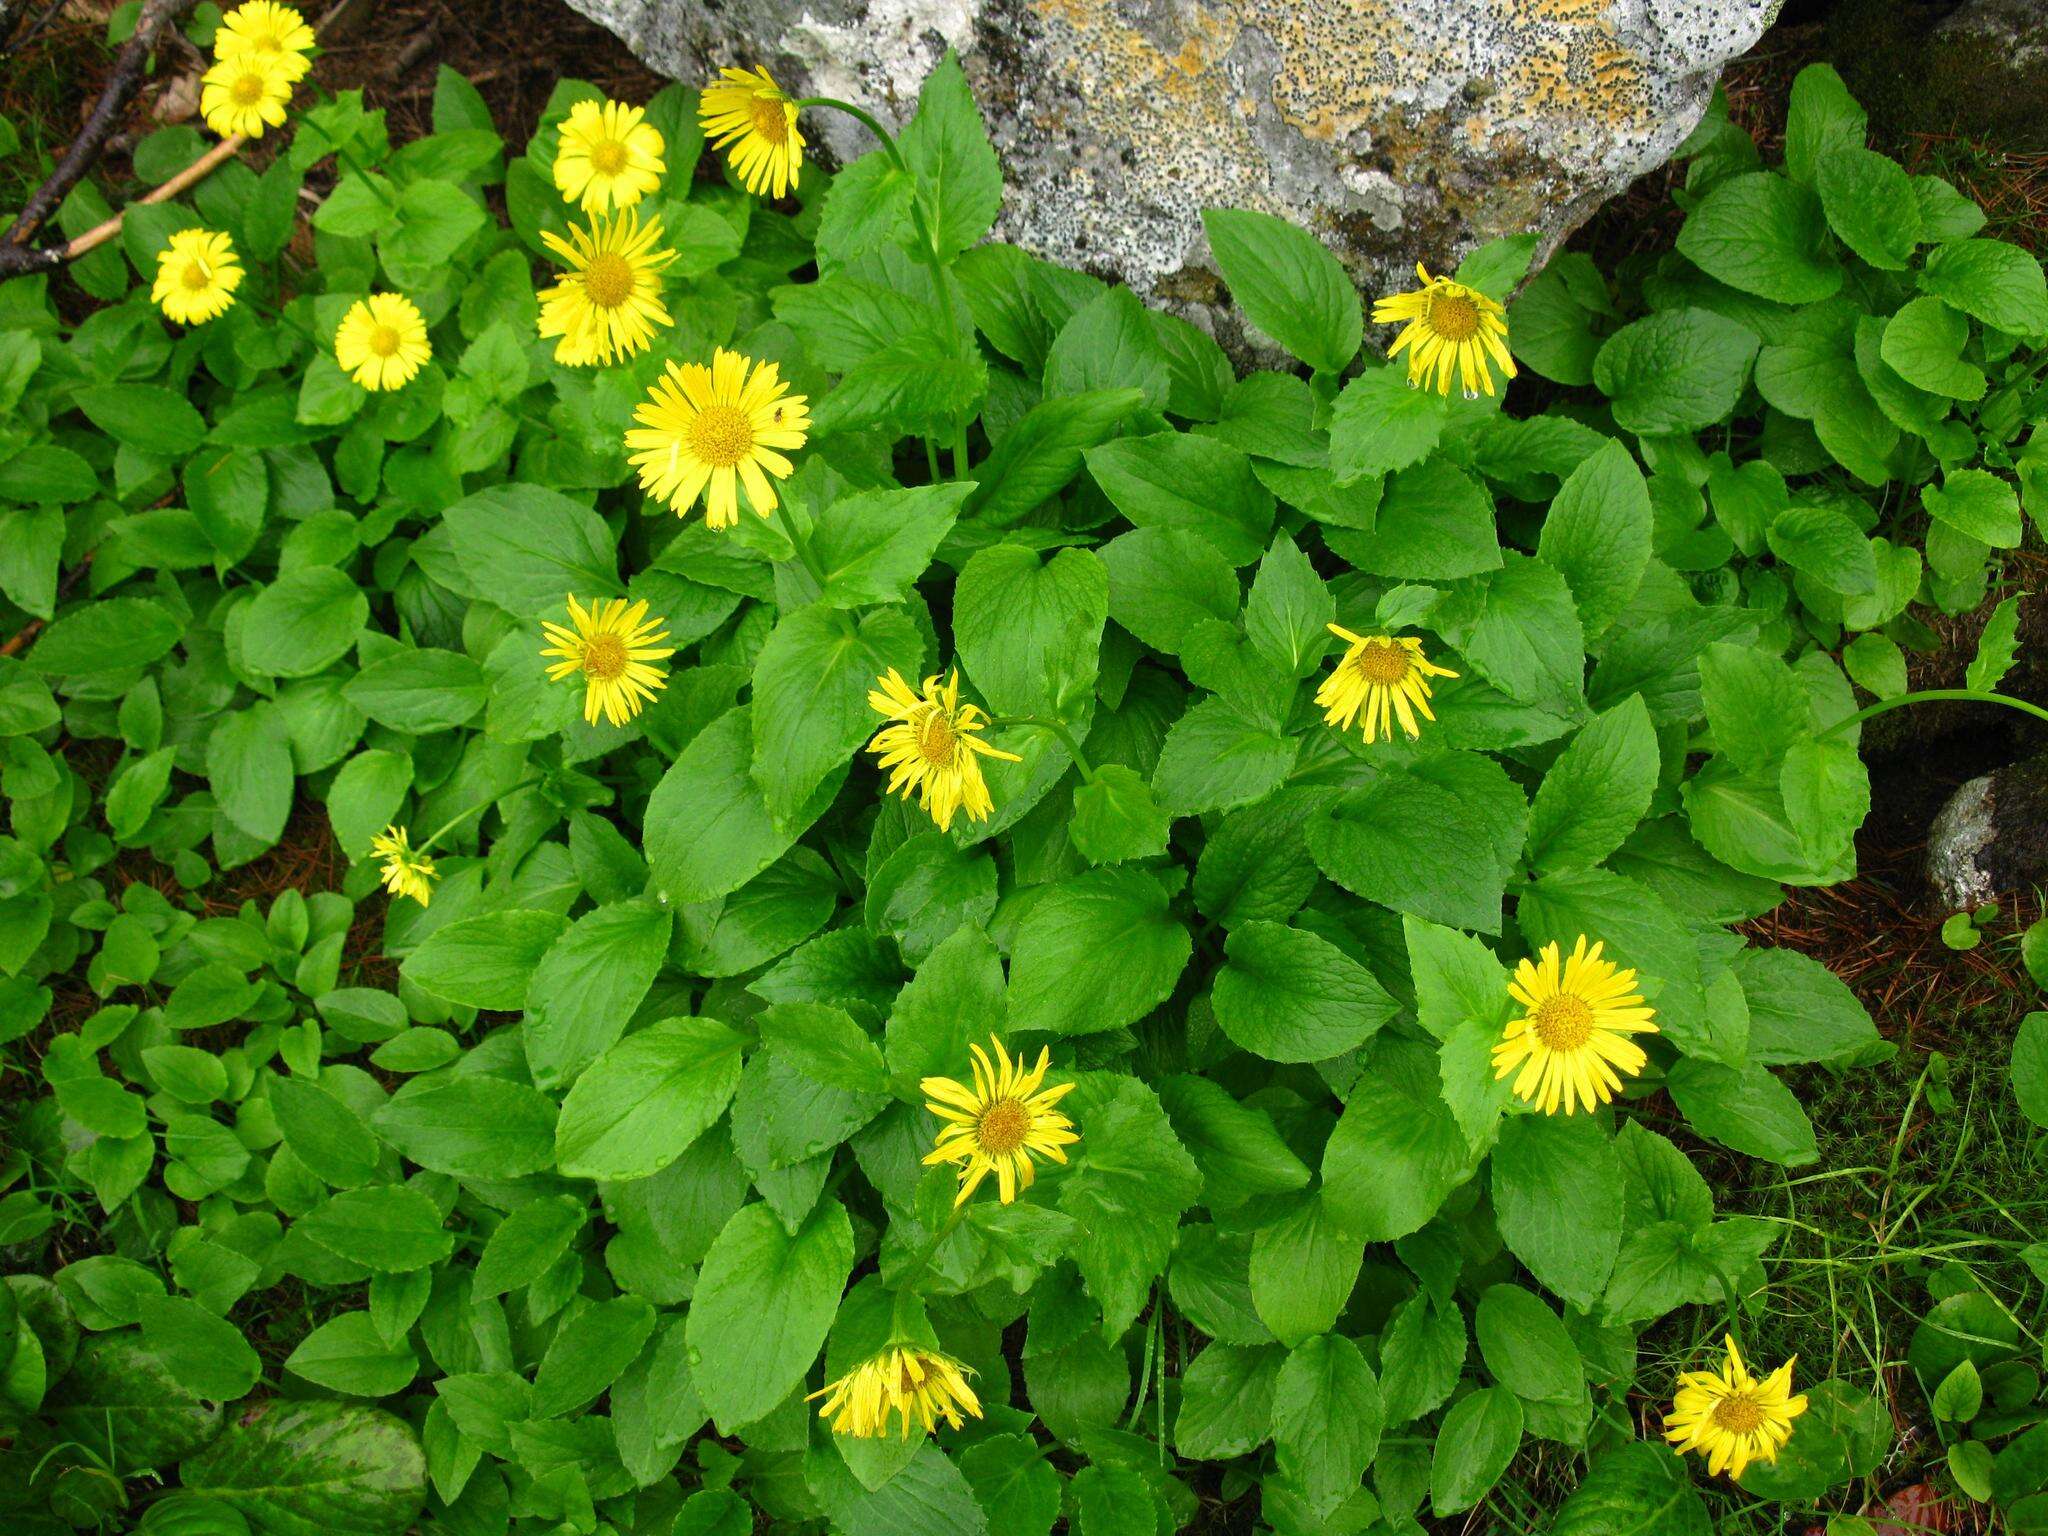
[151,229,242,326]
[1491,936,1660,1117]
[536,210,676,367]
[212,2,316,82]
[865,669,1020,834]
[538,595,674,727]
[553,98,666,214]
[1664,1336,1808,1482]
[199,50,294,140]
[370,826,436,908]
[1315,626,1458,744]
[334,293,432,391]
[700,65,805,199]
[922,1034,1079,1207]
[808,1346,983,1439]
[1373,263,1518,399]
[624,349,811,529]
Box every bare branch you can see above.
[0,0,201,270]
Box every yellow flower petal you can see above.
[919,1033,1079,1209]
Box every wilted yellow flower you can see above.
[334,294,431,391]
[536,210,676,366]
[1373,263,1517,399]
[624,349,810,529]
[922,1035,1078,1207]
[539,595,674,727]
[700,65,805,198]
[866,670,1019,834]
[1664,1336,1807,1482]
[809,1345,982,1439]
[151,229,243,325]
[200,50,294,139]
[370,826,436,907]
[212,2,315,82]
[1316,626,1457,744]
[553,98,666,214]
[1491,936,1659,1117]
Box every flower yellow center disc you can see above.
[580,633,628,681]
[917,710,958,768]
[1712,1394,1763,1434]
[976,1098,1030,1154]
[1428,292,1481,341]
[686,402,755,468]
[1351,641,1410,685]
[582,251,635,309]
[589,138,629,175]
[749,96,790,145]
[368,324,404,358]
[231,71,268,106]
[1533,993,1595,1052]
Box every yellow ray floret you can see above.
[922,1034,1079,1207]
[865,669,1020,834]
[539,595,674,727]
[212,2,316,82]
[624,349,810,529]
[370,826,436,907]
[700,65,805,198]
[1373,263,1517,399]
[200,50,295,139]
[1315,626,1457,744]
[1491,935,1659,1116]
[808,1346,983,1439]
[537,209,676,366]
[152,228,243,325]
[334,293,432,391]
[553,98,667,214]
[700,66,802,199]
[1664,1336,1808,1482]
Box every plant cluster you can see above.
[0,10,2045,1533]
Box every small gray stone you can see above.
[1926,751,2048,911]
[1934,0,2048,72]
[563,0,1781,315]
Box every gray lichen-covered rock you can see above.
[1926,751,2048,911]
[1831,0,2048,150]
[564,0,1781,307]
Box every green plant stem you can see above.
[1711,1263,1747,1342]
[795,97,905,167]
[896,1203,968,1291]
[417,775,541,853]
[1823,687,2048,736]
[797,95,973,479]
[334,143,397,208]
[782,507,829,589]
[1125,1293,1158,1431]
[992,714,1095,781]
[242,291,319,351]
[1154,1282,1167,1462]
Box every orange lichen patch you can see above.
[1494,22,1649,125]
[1020,0,1658,246]
[1259,0,1652,144]
[1025,0,1269,208]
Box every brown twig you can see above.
[1,0,66,53]
[0,0,367,278]
[388,11,445,80]
[0,554,95,659]
[63,134,248,260]
[0,0,201,275]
